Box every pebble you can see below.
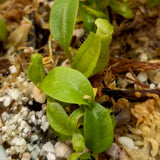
[138,53,148,62]
[0,144,7,160]
[11,137,26,146]
[32,86,46,104]
[125,72,135,83]
[137,72,147,82]
[42,142,55,153]
[30,135,38,142]
[117,77,128,88]
[9,65,17,74]
[73,28,85,39]
[21,152,31,160]
[47,152,56,160]
[106,143,121,159]
[23,47,34,53]
[40,115,49,132]
[150,72,160,84]
[1,112,9,121]
[150,83,156,89]
[3,96,11,107]
[55,142,73,159]
[36,110,43,119]
[31,145,40,159]
[27,144,34,152]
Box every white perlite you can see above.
[21,152,31,160]
[0,144,7,160]
[30,135,38,142]
[9,65,17,74]
[125,72,135,83]
[137,72,147,82]
[42,142,55,153]
[11,137,26,146]
[47,152,56,160]
[31,145,40,159]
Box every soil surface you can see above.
[0,0,160,160]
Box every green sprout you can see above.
[27,58,115,159]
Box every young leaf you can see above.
[49,0,79,61]
[72,32,101,78]
[68,153,80,160]
[0,18,7,41]
[84,102,114,154]
[27,53,46,87]
[68,108,84,131]
[46,101,72,136]
[95,0,109,10]
[79,152,92,160]
[79,3,95,32]
[41,67,94,105]
[84,5,107,19]
[147,0,160,7]
[109,0,133,18]
[72,132,85,152]
[92,18,114,75]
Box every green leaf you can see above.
[72,32,101,78]
[46,101,72,136]
[109,0,133,18]
[95,0,109,10]
[68,108,84,131]
[79,3,95,32]
[79,152,92,160]
[0,18,7,41]
[68,153,80,160]
[72,132,85,152]
[84,5,108,19]
[49,0,79,61]
[147,0,160,7]
[84,102,114,154]
[27,53,46,87]
[41,67,94,105]
[92,18,113,75]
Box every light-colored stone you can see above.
[11,137,26,146]
[9,65,17,74]
[125,72,135,83]
[137,72,147,82]
[3,96,11,107]
[32,86,46,104]
[55,142,73,159]
[31,145,40,159]
[21,152,31,160]
[30,135,38,142]
[47,152,56,160]
[0,144,7,160]
[42,142,55,153]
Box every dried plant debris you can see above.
[116,97,160,160]
[110,1,160,59]
[102,87,160,102]
[108,57,160,74]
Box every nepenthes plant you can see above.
[27,54,115,159]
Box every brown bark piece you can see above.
[102,87,160,102]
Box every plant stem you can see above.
[66,49,73,62]
[93,153,99,160]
